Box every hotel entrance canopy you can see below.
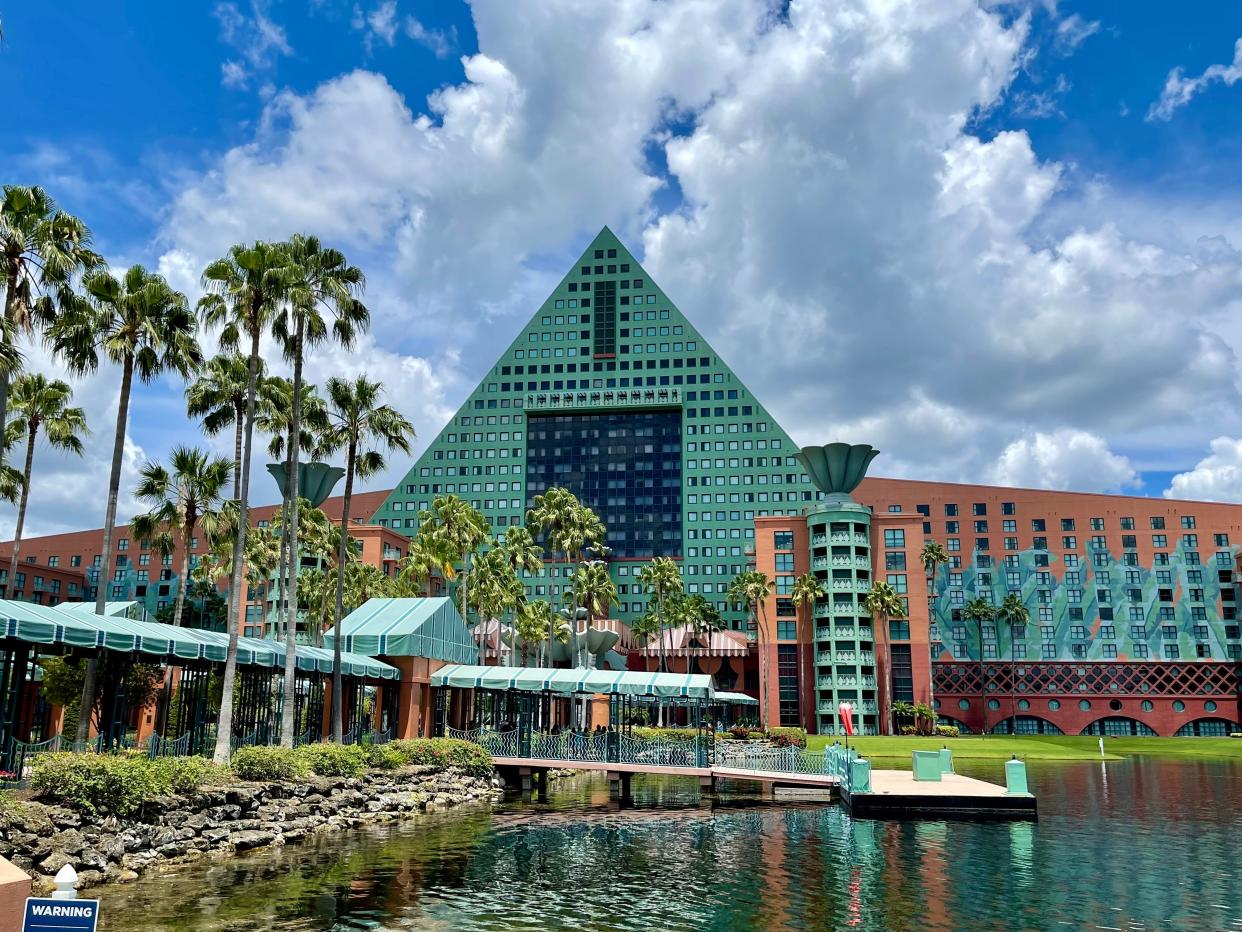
[322,598,477,662]
[0,600,398,680]
[431,664,715,699]
[714,691,759,706]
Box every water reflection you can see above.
[98,758,1242,931]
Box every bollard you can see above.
[51,864,78,900]
[1005,756,1029,795]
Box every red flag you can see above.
[838,701,854,736]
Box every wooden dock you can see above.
[841,769,1037,819]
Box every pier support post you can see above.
[607,771,633,801]
[699,775,716,795]
[536,768,549,802]
[519,767,533,802]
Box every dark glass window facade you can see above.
[778,644,800,726]
[890,644,913,703]
[526,411,682,558]
[593,280,617,355]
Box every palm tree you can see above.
[419,495,490,650]
[637,557,682,673]
[274,235,368,746]
[0,185,103,461]
[727,570,775,726]
[51,264,200,743]
[997,591,1030,736]
[921,539,949,710]
[344,560,392,613]
[468,547,525,665]
[890,699,915,731]
[963,596,998,735]
[130,446,232,630]
[790,572,825,730]
[320,375,414,741]
[574,559,618,664]
[683,593,724,637]
[198,241,293,763]
[514,598,553,666]
[862,579,906,735]
[396,528,458,597]
[912,701,936,736]
[186,354,276,501]
[5,374,88,589]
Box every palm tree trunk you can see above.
[0,268,18,470]
[77,354,134,742]
[172,523,192,629]
[279,318,305,747]
[213,329,260,764]
[875,612,890,735]
[6,424,37,593]
[231,407,243,502]
[926,560,938,713]
[331,441,356,742]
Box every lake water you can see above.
[96,757,1242,931]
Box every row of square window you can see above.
[911,503,1202,531]
[941,603,1238,623]
[933,520,1227,548]
[928,536,1225,555]
[942,643,1235,659]
[937,568,1222,587]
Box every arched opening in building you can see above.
[1173,718,1241,737]
[989,715,1064,735]
[1080,717,1157,737]
[936,715,974,735]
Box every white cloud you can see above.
[987,430,1139,492]
[214,0,293,89]
[1147,37,1242,122]
[1164,438,1242,503]
[404,15,454,58]
[1053,13,1099,54]
[143,0,1242,505]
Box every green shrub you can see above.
[899,725,919,736]
[364,744,406,771]
[631,726,702,742]
[727,725,760,740]
[934,725,960,738]
[388,738,492,777]
[294,743,367,777]
[767,727,807,749]
[30,752,224,817]
[231,746,308,782]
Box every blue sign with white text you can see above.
[22,898,100,931]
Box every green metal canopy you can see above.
[431,664,715,698]
[0,600,398,681]
[322,598,477,662]
[713,691,759,706]
[58,600,145,620]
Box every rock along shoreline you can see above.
[0,764,502,895]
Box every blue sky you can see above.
[4,0,1242,535]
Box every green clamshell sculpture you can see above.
[266,462,347,509]
[796,443,880,501]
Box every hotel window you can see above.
[117,539,129,551]
[1042,644,1057,659]
[1003,519,1016,532]
[1214,533,1230,547]
[1071,644,1087,659]
[947,538,960,552]
[945,520,959,533]
[885,552,906,570]
[1134,644,1149,658]
[1180,515,1196,529]
[1120,517,1135,530]
[1102,644,1117,658]
[1013,644,1027,659]
[777,620,797,639]
[973,503,986,516]
[983,644,998,659]
[975,538,989,552]
[1130,624,1147,639]
[1031,519,1046,532]
[1091,518,1105,531]
[883,529,905,548]
[1062,536,1076,550]
[887,574,907,594]
[773,531,793,549]
[1033,537,1047,550]
[1002,502,1016,515]
[1061,518,1076,531]
[775,553,794,572]
[1004,537,1018,551]
[1065,554,1079,568]
[1196,643,1211,658]
[944,504,958,516]
[974,520,988,533]
[1150,516,1165,529]
[1216,550,1233,566]
[775,575,793,595]
[1165,645,1180,659]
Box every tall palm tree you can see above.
[186,354,277,502]
[683,593,724,636]
[274,235,368,746]
[320,375,414,741]
[51,264,200,742]
[468,547,524,665]
[343,560,392,613]
[514,598,553,667]
[862,579,906,735]
[198,241,293,763]
[130,446,232,630]
[727,570,775,726]
[5,374,88,590]
[790,572,825,731]
[921,539,949,710]
[0,185,102,462]
[419,495,490,650]
[574,559,618,663]
[962,596,998,736]
[637,557,682,674]
[997,591,1030,736]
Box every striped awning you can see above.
[430,663,715,698]
[714,690,759,706]
[58,600,145,620]
[323,598,477,662]
[0,600,398,680]
[632,623,751,658]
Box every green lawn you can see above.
[804,734,1242,762]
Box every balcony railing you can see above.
[525,388,681,412]
[811,534,827,547]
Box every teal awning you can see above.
[58,600,145,620]
[323,598,477,662]
[431,664,715,699]
[0,600,397,681]
[714,690,759,706]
